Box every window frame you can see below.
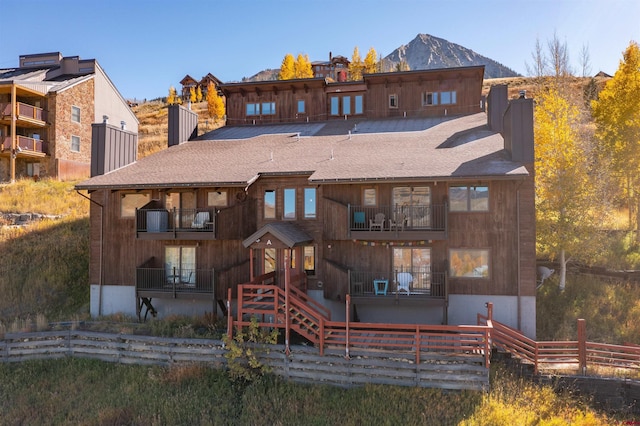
[207,190,228,208]
[422,92,438,106]
[354,95,363,114]
[264,189,276,219]
[303,245,316,276]
[363,188,377,207]
[449,184,489,212]
[70,135,80,152]
[120,192,151,218]
[449,248,490,279]
[284,188,296,220]
[71,105,81,123]
[304,187,317,219]
[389,94,398,109]
[297,99,305,114]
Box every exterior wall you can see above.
[48,78,95,180]
[91,123,138,176]
[93,65,139,133]
[448,294,536,339]
[168,104,198,146]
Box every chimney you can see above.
[102,115,109,124]
[168,104,198,147]
[91,123,138,177]
[502,96,534,163]
[120,121,126,130]
[486,84,508,132]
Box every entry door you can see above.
[166,191,196,229]
[393,248,431,293]
[393,186,431,228]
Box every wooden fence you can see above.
[0,329,488,391]
[478,304,640,376]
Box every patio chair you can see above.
[389,212,406,231]
[191,211,210,229]
[395,272,413,295]
[369,213,385,231]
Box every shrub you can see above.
[223,316,279,383]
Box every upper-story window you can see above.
[304,188,316,219]
[389,94,398,109]
[71,135,80,152]
[449,185,489,212]
[120,192,150,218]
[363,188,377,206]
[264,190,276,219]
[246,103,259,116]
[71,106,81,123]
[284,188,296,219]
[440,91,457,105]
[262,102,276,115]
[422,92,437,106]
[449,248,489,278]
[207,190,227,207]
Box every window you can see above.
[166,191,196,228]
[303,246,316,276]
[422,92,437,106]
[165,246,196,285]
[389,94,398,108]
[71,135,80,152]
[393,248,431,292]
[297,100,305,114]
[449,249,489,278]
[264,190,276,219]
[284,188,296,219]
[343,96,351,115]
[449,185,489,212]
[363,188,377,206]
[207,190,227,207]
[330,97,339,115]
[121,192,150,217]
[355,95,363,114]
[440,91,457,105]
[26,163,40,177]
[262,102,276,115]
[393,186,431,228]
[304,188,316,219]
[71,106,81,123]
[246,103,259,116]
[264,248,276,273]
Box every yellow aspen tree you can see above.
[294,54,314,79]
[592,42,640,236]
[278,53,295,80]
[167,86,177,105]
[196,86,203,103]
[349,46,363,81]
[535,87,609,290]
[206,82,225,122]
[190,87,196,103]
[364,47,378,75]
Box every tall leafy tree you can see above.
[206,82,225,122]
[535,87,609,290]
[294,54,313,79]
[167,86,178,105]
[278,53,295,80]
[364,47,378,74]
[189,87,197,103]
[348,46,363,81]
[196,86,203,103]
[592,41,640,236]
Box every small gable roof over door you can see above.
[243,222,313,249]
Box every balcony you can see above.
[1,136,49,157]
[347,204,448,241]
[136,265,215,299]
[0,102,48,126]
[136,207,216,240]
[348,267,447,303]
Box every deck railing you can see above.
[0,102,47,122]
[136,267,214,294]
[478,305,640,375]
[348,203,447,232]
[348,267,446,297]
[136,207,216,235]
[1,136,48,154]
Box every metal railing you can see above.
[136,267,214,293]
[136,207,216,234]
[348,203,447,232]
[1,136,48,154]
[0,102,47,122]
[348,267,446,297]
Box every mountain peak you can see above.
[385,33,519,79]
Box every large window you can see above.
[264,190,276,219]
[71,106,81,123]
[393,248,431,293]
[363,188,377,206]
[393,186,431,228]
[121,192,150,218]
[262,102,276,115]
[71,135,80,152]
[355,95,363,114]
[207,190,227,207]
[303,246,315,276]
[246,103,259,116]
[440,91,457,105]
[343,96,351,115]
[330,97,339,116]
[449,185,489,212]
[284,188,296,219]
[297,100,305,114]
[449,249,489,278]
[304,188,316,219]
[165,246,196,285]
[166,191,196,228]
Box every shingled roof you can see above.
[76,112,529,191]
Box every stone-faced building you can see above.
[0,52,138,182]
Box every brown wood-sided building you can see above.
[76,66,537,337]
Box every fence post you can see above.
[345,294,350,359]
[226,287,233,342]
[415,325,420,365]
[577,318,587,375]
[486,302,493,322]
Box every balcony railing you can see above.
[0,102,47,123]
[1,136,48,155]
[136,207,216,239]
[136,267,214,294]
[348,204,447,233]
[348,267,447,298]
